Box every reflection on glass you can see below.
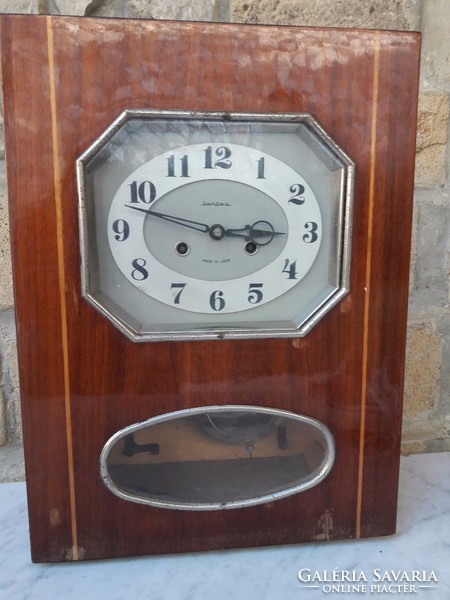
[100,406,334,510]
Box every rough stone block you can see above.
[145,0,219,21]
[409,199,450,312]
[403,324,441,417]
[0,192,14,309]
[51,0,102,16]
[436,314,450,412]
[420,0,450,91]
[231,0,421,30]
[0,1,39,13]
[0,310,21,443]
[0,360,5,445]
[0,444,25,482]
[408,199,419,294]
[401,440,426,456]
[415,94,449,187]
[89,0,220,21]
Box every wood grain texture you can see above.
[1,15,420,562]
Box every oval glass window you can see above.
[100,406,335,510]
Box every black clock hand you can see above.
[127,205,210,233]
[224,225,286,239]
[224,221,286,246]
[127,206,285,246]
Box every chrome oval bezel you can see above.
[99,404,335,511]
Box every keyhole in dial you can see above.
[175,241,190,256]
[245,241,258,255]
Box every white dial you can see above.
[107,143,322,314]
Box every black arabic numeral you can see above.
[171,283,186,304]
[204,146,213,169]
[303,221,319,243]
[131,258,148,281]
[204,146,232,169]
[256,157,265,179]
[129,180,156,204]
[210,290,225,311]
[167,154,189,178]
[248,283,264,304]
[282,259,298,280]
[112,219,129,241]
[288,184,305,206]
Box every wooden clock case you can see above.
[0,15,420,562]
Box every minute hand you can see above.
[127,205,210,233]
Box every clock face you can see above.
[106,143,322,314]
[78,111,354,341]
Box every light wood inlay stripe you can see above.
[356,33,381,539]
[46,16,79,561]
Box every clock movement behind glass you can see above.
[0,15,420,562]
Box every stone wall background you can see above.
[0,0,449,480]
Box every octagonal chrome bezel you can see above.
[77,110,354,342]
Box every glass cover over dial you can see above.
[77,110,354,341]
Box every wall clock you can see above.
[1,15,420,562]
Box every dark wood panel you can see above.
[1,16,77,562]
[358,36,420,538]
[1,14,420,561]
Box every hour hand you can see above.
[126,205,210,233]
[225,221,286,246]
